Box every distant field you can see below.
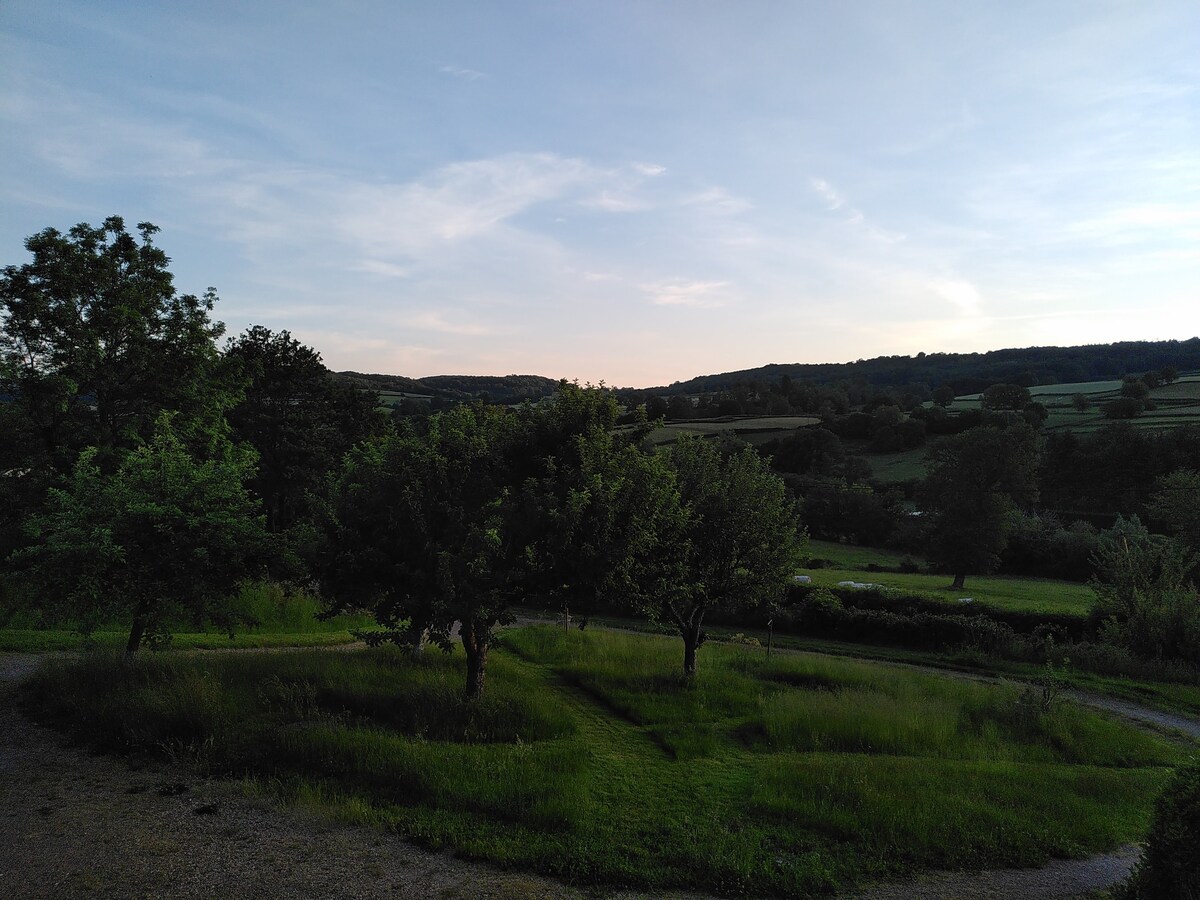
[859,447,928,483]
[945,373,1200,434]
[806,539,922,569]
[800,565,1096,617]
[377,389,433,409]
[642,415,820,446]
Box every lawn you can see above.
[806,539,922,570]
[22,627,1186,897]
[800,566,1096,617]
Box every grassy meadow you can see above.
[802,539,1094,617]
[21,626,1187,897]
[639,415,821,447]
[0,581,373,653]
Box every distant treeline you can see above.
[628,338,1200,399]
[335,371,560,405]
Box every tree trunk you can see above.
[951,572,966,590]
[461,620,490,700]
[124,609,148,664]
[409,624,426,657]
[682,622,701,681]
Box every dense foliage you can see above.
[1122,760,1200,900]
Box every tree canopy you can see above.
[16,413,268,657]
[646,435,806,678]
[0,217,228,472]
[224,325,381,534]
[920,425,1040,590]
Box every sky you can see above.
[2,1,1198,388]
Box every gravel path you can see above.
[847,846,1142,900]
[2,644,1195,899]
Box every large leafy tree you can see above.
[514,382,669,624]
[322,403,524,698]
[16,414,269,658]
[321,384,680,698]
[649,435,806,680]
[920,425,1040,590]
[224,325,381,534]
[0,217,228,472]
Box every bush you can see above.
[1122,760,1200,899]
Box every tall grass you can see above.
[20,627,1188,897]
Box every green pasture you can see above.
[22,627,1185,897]
[859,447,928,483]
[0,581,373,653]
[642,415,820,446]
[800,566,1096,617]
[806,539,920,569]
[945,374,1200,434]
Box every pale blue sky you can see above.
[2,1,1198,386]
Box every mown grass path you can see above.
[502,651,769,891]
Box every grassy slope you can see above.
[22,630,1188,897]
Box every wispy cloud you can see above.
[810,177,845,211]
[809,176,905,243]
[632,162,666,177]
[335,153,600,254]
[642,278,730,307]
[409,311,495,336]
[927,277,985,317]
[439,64,487,80]
[350,259,410,278]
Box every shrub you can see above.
[1122,760,1200,899]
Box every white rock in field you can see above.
[958,598,975,604]
[793,575,811,584]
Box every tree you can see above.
[1122,760,1200,899]
[1121,378,1151,403]
[981,383,1032,412]
[14,414,268,659]
[932,385,956,407]
[224,325,381,533]
[321,404,522,697]
[514,383,672,628]
[321,384,681,698]
[1090,516,1199,664]
[648,435,805,679]
[920,425,1039,590]
[666,394,694,420]
[1103,397,1144,419]
[1149,469,1200,555]
[0,217,228,473]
